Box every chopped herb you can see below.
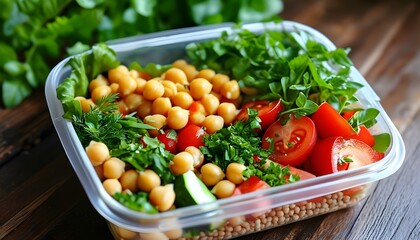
[339,157,353,165]
[114,192,158,214]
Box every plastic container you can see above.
[45,21,405,239]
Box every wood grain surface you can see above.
[0,0,419,239]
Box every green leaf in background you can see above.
[0,0,284,108]
[2,79,32,108]
[133,0,157,17]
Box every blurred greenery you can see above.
[0,0,283,108]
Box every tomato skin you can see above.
[236,100,283,131]
[262,115,317,167]
[157,130,178,154]
[311,102,354,139]
[347,125,375,147]
[176,124,206,152]
[232,176,270,195]
[309,137,384,176]
[342,110,357,120]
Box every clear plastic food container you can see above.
[45,21,405,240]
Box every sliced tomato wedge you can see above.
[176,124,206,152]
[341,110,357,120]
[236,100,283,131]
[262,115,317,167]
[308,137,384,176]
[310,102,354,139]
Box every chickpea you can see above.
[85,141,110,166]
[162,80,178,98]
[172,59,188,69]
[109,83,119,94]
[211,180,236,198]
[151,97,172,116]
[94,164,104,181]
[184,146,204,168]
[226,162,246,184]
[201,93,220,115]
[164,67,188,85]
[143,79,165,101]
[164,228,183,239]
[103,157,125,179]
[124,93,144,112]
[189,78,213,100]
[144,114,167,137]
[91,85,111,103]
[137,169,161,192]
[171,91,193,109]
[103,179,122,195]
[166,107,189,130]
[149,184,176,211]
[114,225,138,239]
[188,110,206,126]
[136,100,152,119]
[202,115,224,134]
[108,65,129,83]
[196,69,216,81]
[170,151,194,175]
[220,80,240,100]
[89,75,109,92]
[75,96,94,113]
[139,231,169,240]
[129,69,139,79]
[175,82,189,93]
[217,102,238,125]
[200,163,225,186]
[180,64,198,82]
[134,77,147,94]
[119,169,139,192]
[211,74,230,93]
[118,76,137,97]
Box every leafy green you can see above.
[373,133,391,153]
[348,108,379,130]
[200,108,270,170]
[0,0,283,108]
[113,192,158,214]
[186,28,362,118]
[56,43,120,118]
[111,136,175,184]
[243,161,300,187]
[72,94,152,148]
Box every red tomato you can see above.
[309,137,384,176]
[236,100,283,131]
[311,102,354,139]
[232,176,271,195]
[341,110,357,120]
[262,115,317,167]
[347,125,375,147]
[176,124,206,152]
[157,130,178,154]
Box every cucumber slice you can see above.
[174,170,216,207]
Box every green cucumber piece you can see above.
[174,170,216,207]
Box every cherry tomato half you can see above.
[157,130,178,154]
[232,175,270,195]
[308,137,384,176]
[236,100,283,131]
[262,115,317,167]
[176,124,207,152]
[310,102,354,139]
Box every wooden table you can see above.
[1,0,419,239]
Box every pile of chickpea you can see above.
[78,60,255,219]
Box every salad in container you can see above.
[45,21,405,239]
